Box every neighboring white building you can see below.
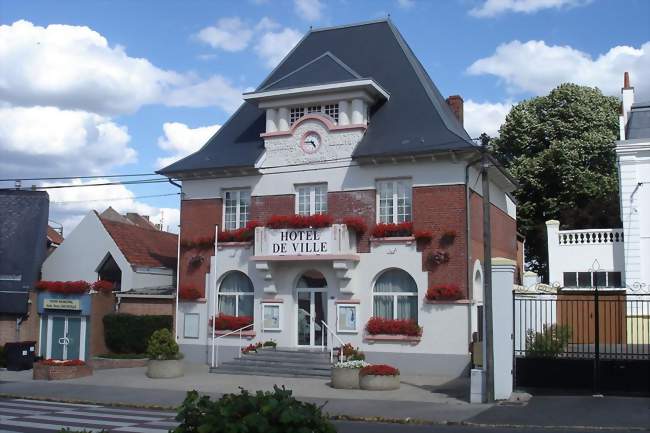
[546,73,650,294]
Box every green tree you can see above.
[490,84,621,279]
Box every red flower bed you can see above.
[91,280,114,293]
[35,280,90,294]
[360,364,400,377]
[209,314,253,331]
[179,285,202,300]
[426,284,463,301]
[371,222,413,238]
[39,359,86,366]
[342,217,367,234]
[266,214,333,229]
[365,317,422,336]
[413,230,433,242]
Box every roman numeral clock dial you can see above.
[300,131,321,154]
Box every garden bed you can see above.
[33,360,92,381]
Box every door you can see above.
[47,316,84,360]
[296,290,327,347]
[50,317,66,360]
[66,317,82,360]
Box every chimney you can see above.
[620,72,635,140]
[446,95,463,126]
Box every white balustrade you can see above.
[558,229,624,245]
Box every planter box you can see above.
[146,359,184,379]
[90,356,148,370]
[360,374,400,391]
[33,363,93,381]
[331,367,361,389]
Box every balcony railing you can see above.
[558,229,624,245]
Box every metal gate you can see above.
[513,290,650,395]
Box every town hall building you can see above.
[159,19,519,376]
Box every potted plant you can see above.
[145,328,184,378]
[331,360,370,389]
[359,364,400,390]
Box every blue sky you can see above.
[1,0,648,233]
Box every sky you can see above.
[1,0,648,234]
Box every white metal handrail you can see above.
[210,322,254,368]
[302,310,346,363]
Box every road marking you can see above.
[61,409,166,421]
[0,419,104,431]
[0,407,45,415]
[112,427,170,433]
[13,399,101,408]
[24,414,133,426]
[87,406,177,417]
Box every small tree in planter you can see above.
[359,364,400,390]
[146,328,184,378]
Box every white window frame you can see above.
[261,303,282,331]
[295,183,328,216]
[223,189,251,230]
[376,179,412,224]
[372,291,418,320]
[183,313,200,339]
[217,272,254,318]
[336,304,358,333]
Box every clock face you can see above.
[300,131,321,154]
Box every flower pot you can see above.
[359,374,400,390]
[146,359,184,379]
[331,367,361,389]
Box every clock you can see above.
[300,131,322,154]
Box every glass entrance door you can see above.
[47,316,84,360]
[296,290,327,347]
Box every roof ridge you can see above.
[309,18,389,33]
[100,217,177,238]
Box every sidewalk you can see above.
[1,365,649,430]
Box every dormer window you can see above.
[290,107,305,125]
[324,104,339,122]
[289,103,339,126]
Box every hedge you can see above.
[103,313,173,354]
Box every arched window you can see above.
[373,269,418,321]
[218,272,254,319]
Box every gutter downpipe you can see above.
[465,153,482,349]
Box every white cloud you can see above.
[469,0,590,17]
[157,122,221,168]
[0,105,136,179]
[0,20,243,115]
[255,27,303,68]
[294,0,323,21]
[463,99,513,138]
[195,17,254,52]
[166,75,243,113]
[468,40,650,99]
[45,179,180,234]
[397,0,415,9]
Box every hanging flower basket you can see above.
[342,217,367,234]
[439,230,457,247]
[427,249,450,266]
[413,230,433,243]
[188,255,205,268]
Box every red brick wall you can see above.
[413,185,469,295]
[119,298,175,316]
[89,292,116,356]
[179,198,222,297]
[250,194,295,222]
[0,291,39,347]
[470,192,518,267]
[328,190,375,253]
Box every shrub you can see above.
[365,317,422,336]
[209,314,253,331]
[146,328,181,360]
[172,387,336,433]
[339,343,365,361]
[266,214,333,229]
[371,222,413,238]
[179,285,202,300]
[342,216,367,234]
[103,313,173,354]
[525,324,571,358]
[360,364,400,377]
[426,284,463,301]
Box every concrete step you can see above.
[209,348,334,378]
[226,359,332,370]
[210,364,331,378]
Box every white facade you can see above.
[41,211,174,291]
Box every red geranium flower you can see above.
[360,364,400,376]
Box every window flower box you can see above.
[341,217,367,234]
[179,285,202,301]
[425,284,464,302]
[266,214,333,229]
[209,314,253,331]
[365,317,422,337]
[371,222,413,238]
[33,359,92,381]
[91,280,115,293]
[35,280,90,294]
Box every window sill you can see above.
[370,236,416,245]
[217,242,253,250]
[364,334,421,344]
[212,330,256,338]
[424,299,471,305]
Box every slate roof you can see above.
[47,226,64,245]
[627,101,650,140]
[158,19,476,176]
[0,189,49,314]
[98,215,178,269]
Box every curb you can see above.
[2,393,649,431]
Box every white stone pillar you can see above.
[277,107,289,131]
[351,99,364,124]
[338,100,350,126]
[545,220,560,286]
[265,108,277,133]
[491,257,515,400]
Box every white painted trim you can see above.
[261,303,282,331]
[336,303,359,333]
[46,316,53,359]
[295,288,328,347]
[79,317,87,362]
[244,79,390,103]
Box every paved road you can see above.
[333,421,648,433]
[0,398,176,433]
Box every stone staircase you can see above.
[209,348,333,378]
